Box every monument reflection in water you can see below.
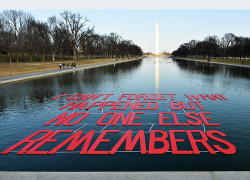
[0,57,250,171]
[155,57,160,93]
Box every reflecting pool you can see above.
[0,57,250,171]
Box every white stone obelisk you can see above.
[155,21,159,55]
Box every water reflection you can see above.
[174,58,250,79]
[155,57,160,93]
[0,60,143,111]
[1,57,250,171]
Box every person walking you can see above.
[59,63,62,69]
[62,63,65,69]
[9,58,12,63]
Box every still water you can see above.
[0,57,250,171]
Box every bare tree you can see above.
[230,36,244,59]
[36,22,51,61]
[59,11,88,60]
[108,33,121,58]
[221,33,235,59]
[204,36,220,59]
[24,20,52,62]
[1,10,143,62]
[0,14,6,54]
[47,15,57,61]
[2,10,33,61]
[187,40,198,58]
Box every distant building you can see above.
[161,51,171,56]
[144,52,153,55]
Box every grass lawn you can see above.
[177,57,250,66]
[0,58,132,77]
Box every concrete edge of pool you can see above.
[0,58,141,85]
[0,171,250,180]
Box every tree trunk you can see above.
[72,42,76,60]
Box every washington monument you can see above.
[155,21,159,55]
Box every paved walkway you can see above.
[176,58,250,68]
[1,171,250,180]
[0,59,140,85]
